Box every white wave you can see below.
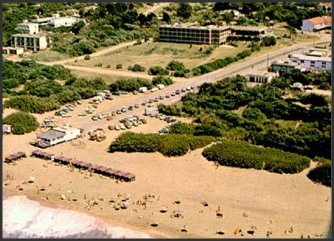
[3,195,150,238]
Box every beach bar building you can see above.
[36,126,81,147]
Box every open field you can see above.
[70,41,248,70]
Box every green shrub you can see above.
[109,78,152,92]
[84,55,91,60]
[307,158,331,186]
[152,75,173,86]
[148,66,169,75]
[116,64,122,69]
[109,132,215,157]
[129,64,146,72]
[166,60,185,71]
[3,111,39,135]
[202,140,310,173]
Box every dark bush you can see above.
[3,111,39,135]
[307,157,331,186]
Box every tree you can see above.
[162,11,171,23]
[222,12,234,24]
[70,20,85,34]
[166,60,185,71]
[3,111,39,135]
[213,2,230,11]
[177,3,192,19]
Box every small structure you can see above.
[229,26,268,41]
[2,47,24,56]
[144,107,159,116]
[3,124,12,134]
[4,151,26,163]
[157,84,165,90]
[301,16,332,32]
[246,71,278,83]
[35,126,81,147]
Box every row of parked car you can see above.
[108,115,147,131]
[55,104,77,117]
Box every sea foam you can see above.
[3,195,150,238]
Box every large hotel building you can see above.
[159,24,231,45]
[159,24,269,45]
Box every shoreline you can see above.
[3,188,168,239]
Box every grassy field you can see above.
[71,41,248,70]
[29,50,70,62]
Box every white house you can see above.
[37,126,81,146]
[301,16,332,32]
[246,71,278,83]
[17,21,39,34]
[289,54,331,71]
[3,47,24,55]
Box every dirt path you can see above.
[143,3,170,15]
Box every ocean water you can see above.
[3,195,151,238]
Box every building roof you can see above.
[247,71,278,78]
[12,33,47,38]
[52,126,80,134]
[305,16,332,25]
[37,129,65,140]
[231,26,268,32]
[290,54,331,62]
[160,24,230,31]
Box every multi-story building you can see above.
[301,16,332,32]
[289,54,331,71]
[229,26,268,41]
[16,21,39,34]
[12,34,48,52]
[159,24,231,45]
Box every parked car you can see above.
[108,125,115,130]
[128,106,134,111]
[112,111,116,116]
[91,116,98,121]
[165,94,170,98]
[116,110,122,114]
[134,104,139,108]
[175,89,181,95]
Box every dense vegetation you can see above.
[109,132,216,157]
[307,157,331,187]
[159,74,331,160]
[3,60,107,113]
[202,140,310,174]
[3,111,39,135]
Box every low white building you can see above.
[2,47,24,55]
[246,71,278,83]
[157,84,165,90]
[37,126,81,146]
[301,16,332,32]
[49,13,82,28]
[290,54,331,71]
[17,21,39,34]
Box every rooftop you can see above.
[305,16,332,25]
[290,54,331,62]
[12,33,47,38]
[37,129,65,140]
[160,24,230,31]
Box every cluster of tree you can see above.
[128,64,146,72]
[307,157,331,187]
[261,36,277,46]
[165,60,190,77]
[202,140,310,174]
[148,66,169,76]
[109,132,215,157]
[4,60,108,113]
[212,2,328,29]
[169,122,223,137]
[277,69,331,90]
[3,60,73,93]
[109,78,152,92]
[3,111,39,135]
[4,96,60,114]
[159,75,331,160]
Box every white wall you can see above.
[301,20,314,32]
